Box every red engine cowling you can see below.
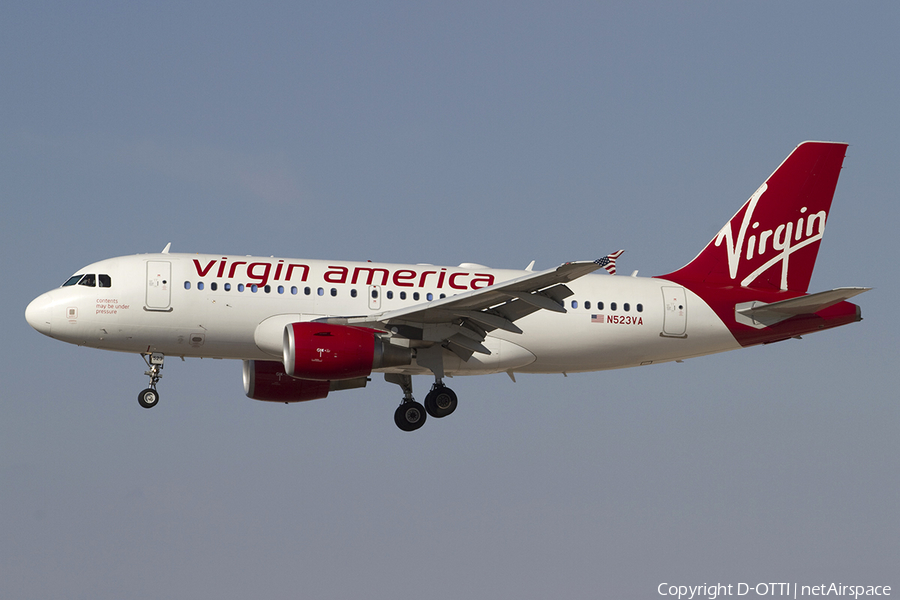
[243,359,330,402]
[283,322,411,381]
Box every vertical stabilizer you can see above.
[660,141,848,292]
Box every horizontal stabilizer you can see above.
[735,287,870,328]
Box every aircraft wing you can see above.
[321,260,604,359]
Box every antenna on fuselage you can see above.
[161,242,171,254]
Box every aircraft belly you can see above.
[445,338,536,375]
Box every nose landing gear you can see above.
[138,353,164,408]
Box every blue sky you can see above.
[2,3,898,598]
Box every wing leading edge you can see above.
[321,259,607,360]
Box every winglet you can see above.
[595,250,624,275]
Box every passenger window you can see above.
[225,283,232,291]
[264,285,271,293]
[611,302,617,311]
[278,285,285,294]
[597,302,604,310]
[304,287,310,295]
[184,281,191,290]
[63,274,83,287]
[99,274,112,288]
[250,284,258,293]
[351,289,358,298]
[439,293,445,299]
[585,301,591,310]
[413,292,420,301]
[211,282,217,291]
[387,290,394,299]
[317,288,324,296]
[198,282,205,291]
[238,284,245,292]
[427,293,433,301]
[624,303,630,312]
[291,286,298,295]
[637,304,643,312]
[400,291,407,300]
[571,300,578,309]
[78,274,96,287]
[330,288,337,297]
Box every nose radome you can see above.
[25,294,53,336]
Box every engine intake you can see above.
[283,322,411,381]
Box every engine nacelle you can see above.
[283,322,411,381]
[243,360,371,403]
[243,359,330,402]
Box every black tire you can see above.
[138,388,159,409]
[424,386,458,418]
[394,401,427,432]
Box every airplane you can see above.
[25,141,869,431]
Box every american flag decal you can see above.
[594,249,625,275]
[591,314,605,323]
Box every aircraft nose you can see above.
[25,293,53,336]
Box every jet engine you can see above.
[282,322,411,381]
[243,359,371,403]
[243,359,331,402]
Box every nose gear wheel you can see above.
[138,353,165,408]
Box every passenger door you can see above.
[661,286,687,337]
[146,261,172,311]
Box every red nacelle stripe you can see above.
[243,360,330,402]
[283,322,377,381]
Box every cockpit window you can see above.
[63,275,83,287]
[78,274,96,287]
[99,274,112,288]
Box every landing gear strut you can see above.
[386,373,426,432]
[385,373,458,431]
[138,352,164,408]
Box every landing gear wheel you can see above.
[424,385,457,418]
[138,388,159,409]
[394,401,427,432]
[139,353,164,409]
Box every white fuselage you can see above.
[26,252,741,376]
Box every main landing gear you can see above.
[386,373,458,432]
[424,383,458,419]
[138,352,164,408]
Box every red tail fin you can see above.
[660,141,848,292]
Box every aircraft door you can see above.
[146,261,172,311]
[661,286,687,337]
[368,285,382,310]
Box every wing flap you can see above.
[327,260,603,351]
